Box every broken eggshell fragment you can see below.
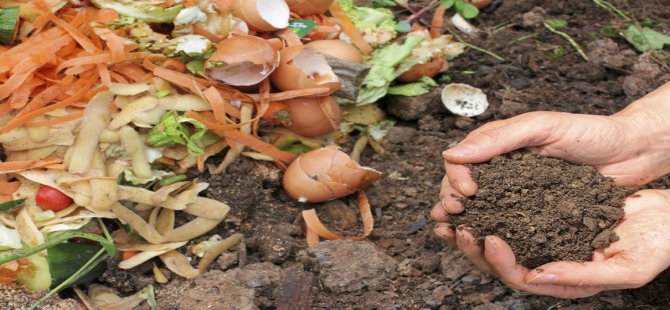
[441,83,489,117]
[305,39,364,64]
[231,0,290,32]
[270,45,341,94]
[284,96,341,137]
[283,145,381,203]
[285,0,334,16]
[206,35,279,87]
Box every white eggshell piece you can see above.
[441,83,489,117]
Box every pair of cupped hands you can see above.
[432,83,670,298]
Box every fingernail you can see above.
[441,197,448,210]
[526,270,558,284]
[434,223,451,236]
[484,237,496,254]
[455,181,467,194]
[444,145,476,158]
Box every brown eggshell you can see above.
[232,0,290,32]
[270,45,341,94]
[466,0,492,9]
[284,96,341,137]
[206,36,279,86]
[305,40,364,64]
[397,56,445,83]
[282,145,381,202]
[285,0,334,16]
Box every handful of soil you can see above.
[450,152,632,268]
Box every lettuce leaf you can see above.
[387,76,438,96]
[90,0,183,23]
[356,35,424,105]
[337,0,397,45]
[146,111,219,157]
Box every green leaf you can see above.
[47,243,106,288]
[373,0,397,6]
[395,20,410,33]
[146,111,219,157]
[439,0,454,9]
[154,89,171,98]
[139,285,158,310]
[600,25,619,38]
[0,198,25,211]
[545,19,568,29]
[387,76,438,96]
[458,2,479,19]
[622,25,670,52]
[107,15,136,30]
[288,19,317,38]
[185,59,205,75]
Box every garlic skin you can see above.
[282,145,380,203]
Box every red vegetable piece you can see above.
[35,185,73,211]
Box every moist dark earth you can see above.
[13,0,670,309]
[450,151,630,268]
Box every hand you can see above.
[432,189,670,298]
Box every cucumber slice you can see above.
[17,254,52,291]
[47,243,106,288]
[0,6,19,45]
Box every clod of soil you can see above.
[450,151,631,268]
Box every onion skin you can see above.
[270,46,341,94]
[285,0,334,16]
[283,145,381,203]
[284,96,341,137]
[466,0,492,9]
[305,40,364,64]
[397,56,445,83]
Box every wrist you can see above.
[612,82,670,181]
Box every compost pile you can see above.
[450,151,631,267]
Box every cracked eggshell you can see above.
[282,145,381,203]
[397,56,445,83]
[441,83,489,117]
[270,45,341,94]
[305,40,364,64]
[466,0,492,9]
[285,0,334,16]
[232,0,290,32]
[206,35,279,86]
[284,96,341,137]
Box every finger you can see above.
[456,227,494,274]
[443,113,557,164]
[440,181,466,214]
[431,202,450,222]
[484,236,603,298]
[523,258,654,289]
[433,223,456,246]
[445,162,477,197]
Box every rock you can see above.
[398,259,422,277]
[217,252,239,270]
[623,53,668,99]
[156,263,282,310]
[454,116,475,129]
[521,7,546,28]
[425,285,452,307]
[587,38,635,69]
[462,286,506,304]
[385,88,445,121]
[274,267,314,310]
[301,240,397,293]
[384,126,417,144]
[440,250,473,281]
[415,252,441,273]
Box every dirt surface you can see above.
[17,0,669,309]
[450,152,629,268]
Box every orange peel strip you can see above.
[302,191,374,246]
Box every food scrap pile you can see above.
[0,0,470,307]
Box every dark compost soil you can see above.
[18,0,670,309]
[450,151,629,268]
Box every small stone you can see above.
[415,252,441,273]
[216,252,239,271]
[384,126,417,144]
[441,250,473,281]
[454,116,475,129]
[521,7,546,28]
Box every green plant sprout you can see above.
[543,19,589,61]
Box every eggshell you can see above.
[305,40,364,64]
[232,0,290,32]
[284,96,341,137]
[441,83,489,117]
[270,46,341,94]
[397,56,445,83]
[285,0,334,16]
[206,36,279,86]
[282,145,381,202]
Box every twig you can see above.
[350,135,368,163]
[445,26,506,61]
[592,0,631,21]
[406,0,438,23]
[543,21,589,62]
[510,33,539,44]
